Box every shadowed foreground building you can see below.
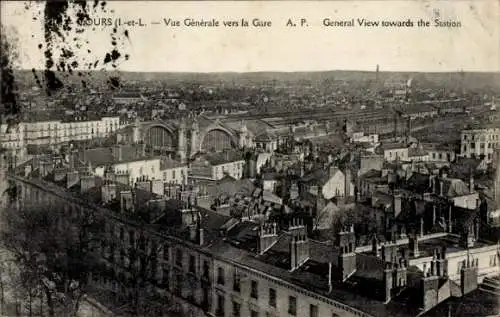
[6,156,500,317]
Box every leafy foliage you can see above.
[0,201,104,316]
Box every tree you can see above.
[96,228,180,317]
[0,198,104,317]
[1,25,21,130]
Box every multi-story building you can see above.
[376,143,409,162]
[421,143,456,163]
[0,122,26,163]
[6,155,499,317]
[190,151,245,181]
[0,116,122,161]
[460,124,500,162]
[24,116,121,146]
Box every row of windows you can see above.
[218,295,319,317]
[216,267,319,317]
[463,134,500,141]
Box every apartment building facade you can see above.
[460,126,500,162]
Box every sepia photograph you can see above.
[0,1,499,316]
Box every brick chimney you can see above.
[257,222,278,255]
[469,174,474,193]
[135,176,151,192]
[54,168,67,182]
[101,182,117,204]
[120,190,134,213]
[115,170,130,186]
[382,256,408,304]
[420,269,440,311]
[383,262,394,303]
[344,168,352,197]
[112,146,123,162]
[460,221,475,248]
[80,174,96,193]
[66,171,80,189]
[433,246,448,277]
[393,192,402,218]
[337,225,356,281]
[409,234,419,258]
[189,212,205,246]
[460,253,478,296]
[290,182,299,200]
[289,218,309,271]
[372,234,380,257]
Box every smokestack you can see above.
[469,174,474,193]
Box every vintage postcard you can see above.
[0,1,499,317]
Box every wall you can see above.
[409,245,499,283]
[384,148,409,162]
[113,158,162,186]
[452,193,479,210]
[212,258,365,317]
[211,160,245,181]
[460,128,500,162]
[162,166,188,184]
[359,155,384,177]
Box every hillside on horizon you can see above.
[13,69,500,90]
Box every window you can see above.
[163,245,169,262]
[490,254,498,267]
[471,142,476,149]
[162,268,169,286]
[216,294,225,317]
[203,261,210,280]
[233,271,241,292]
[172,170,176,179]
[269,288,276,308]
[217,267,225,285]
[251,311,259,317]
[189,255,196,273]
[310,304,318,317]
[288,296,297,316]
[251,280,258,299]
[129,230,135,248]
[175,272,182,295]
[232,301,241,317]
[438,153,442,159]
[175,249,182,267]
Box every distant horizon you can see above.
[14,68,500,75]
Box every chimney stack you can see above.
[80,174,96,193]
[469,174,474,193]
[460,252,478,295]
[372,235,379,257]
[289,219,309,271]
[66,171,80,189]
[409,234,419,257]
[101,183,117,204]
[337,225,356,281]
[393,192,402,218]
[258,222,278,255]
[120,191,134,213]
[344,168,352,197]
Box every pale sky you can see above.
[2,1,499,73]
